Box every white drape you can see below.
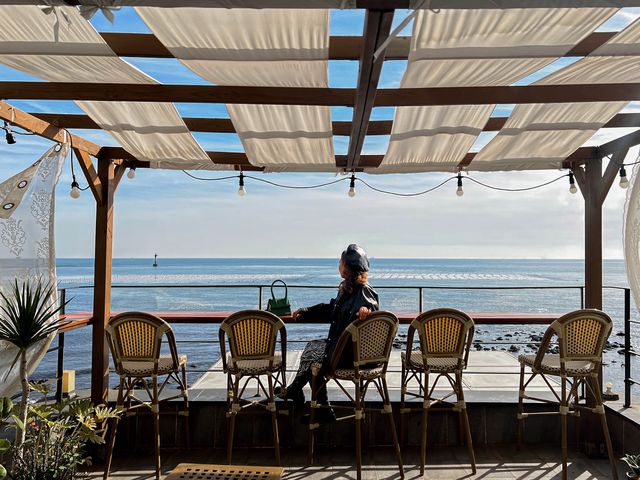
[624,148,640,320]
[0,144,68,398]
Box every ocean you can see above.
[36,257,639,392]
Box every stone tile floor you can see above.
[90,444,624,479]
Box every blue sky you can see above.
[0,7,639,259]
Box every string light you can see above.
[619,166,629,189]
[456,173,464,197]
[348,174,356,198]
[238,172,246,196]
[127,166,136,180]
[70,179,81,199]
[3,121,16,145]
[568,171,577,194]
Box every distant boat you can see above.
[153,254,158,267]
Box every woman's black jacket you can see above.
[297,284,379,368]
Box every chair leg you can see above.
[517,363,526,448]
[382,377,404,479]
[103,376,125,480]
[152,375,161,480]
[420,371,429,476]
[355,380,363,480]
[589,376,618,480]
[227,375,239,465]
[561,376,568,480]
[307,369,318,466]
[267,373,281,466]
[400,362,406,446]
[457,371,476,474]
[180,365,190,449]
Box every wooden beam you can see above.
[0,101,101,156]
[91,157,114,405]
[346,10,394,171]
[0,82,355,106]
[599,148,628,204]
[73,148,103,204]
[597,128,640,157]
[96,31,617,61]
[7,82,640,106]
[29,112,640,136]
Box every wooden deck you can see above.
[88,444,625,479]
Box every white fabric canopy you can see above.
[625,150,640,322]
[0,5,218,170]
[137,8,335,172]
[0,144,67,398]
[374,8,617,174]
[472,18,640,171]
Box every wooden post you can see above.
[91,157,115,405]
[584,157,603,310]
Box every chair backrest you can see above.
[408,308,475,369]
[219,310,286,370]
[331,311,398,374]
[106,311,176,374]
[544,309,612,365]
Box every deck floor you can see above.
[90,444,623,479]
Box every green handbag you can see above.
[266,279,291,316]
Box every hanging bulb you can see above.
[127,166,136,180]
[619,166,629,189]
[238,172,246,196]
[569,171,577,194]
[70,180,81,199]
[4,121,16,145]
[348,174,356,198]
[456,173,464,197]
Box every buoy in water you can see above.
[153,254,158,267]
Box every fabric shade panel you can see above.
[472,18,640,172]
[136,8,335,172]
[0,5,218,170]
[374,8,617,174]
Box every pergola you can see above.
[1,1,640,403]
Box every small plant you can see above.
[623,454,640,476]
[0,278,67,450]
[0,396,13,480]
[8,382,120,480]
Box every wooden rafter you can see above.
[346,9,394,171]
[6,82,640,106]
[0,101,101,156]
[96,31,615,60]
[73,148,103,204]
[30,111,640,136]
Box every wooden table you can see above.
[166,463,283,480]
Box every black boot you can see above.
[275,384,305,406]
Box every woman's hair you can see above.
[339,263,368,295]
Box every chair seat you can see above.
[401,351,462,372]
[310,361,384,380]
[518,354,596,375]
[226,353,282,374]
[121,354,187,376]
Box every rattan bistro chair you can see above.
[307,311,404,480]
[104,312,189,480]
[400,308,476,476]
[219,310,287,465]
[517,309,617,480]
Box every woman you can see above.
[279,244,378,412]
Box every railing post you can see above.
[55,288,66,404]
[418,287,423,312]
[625,288,631,408]
[258,286,263,309]
[580,286,584,309]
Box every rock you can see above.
[505,333,513,338]
[509,345,519,352]
[616,331,625,337]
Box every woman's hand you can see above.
[292,308,304,321]
[358,307,371,321]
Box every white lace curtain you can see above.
[0,144,68,397]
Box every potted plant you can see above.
[622,454,640,479]
[0,279,66,450]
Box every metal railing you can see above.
[47,283,638,406]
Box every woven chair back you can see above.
[342,311,398,370]
[220,310,285,361]
[409,308,474,367]
[106,312,173,368]
[550,309,612,363]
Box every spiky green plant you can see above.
[0,278,67,451]
[622,454,640,475]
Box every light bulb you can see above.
[348,187,356,198]
[456,185,464,197]
[348,174,356,197]
[238,185,246,196]
[127,167,136,180]
[605,382,613,394]
[620,166,629,189]
[569,184,578,194]
[70,181,80,199]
